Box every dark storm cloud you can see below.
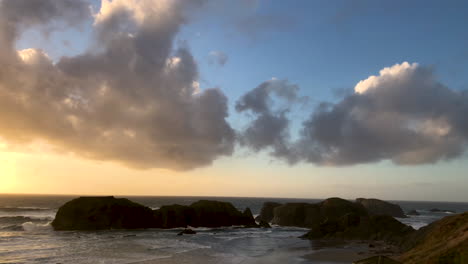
[0,0,234,170]
[238,62,468,166]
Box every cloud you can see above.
[1,2,467,172]
[236,79,303,162]
[0,0,235,170]
[0,0,91,60]
[298,62,468,165]
[239,62,468,166]
[208,50,228,66]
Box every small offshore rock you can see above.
[258,220,271,228]
[177,228,196,236]
[407,210,420,216]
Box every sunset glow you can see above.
[0,0,467,202]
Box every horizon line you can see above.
[1,192,467,203]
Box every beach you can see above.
[1,195,466,264]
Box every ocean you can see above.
[1,194,467,264]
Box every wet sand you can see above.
[132,240,399,264]
[304,240,399,263]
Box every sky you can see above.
[1,0,468,201]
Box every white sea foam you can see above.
[22,221,52,232]
[143,238,212,254]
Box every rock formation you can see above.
[52,197,256,231]
[52,196,157,230]
[300,208,468,264]
[356,198,406,218]
[398,212,468,264]
[407,210,420,216]
[258,220,271,228]
[153,204,195,228]
[300,213,414,245]
[271,198,368,228]
[255,202,282,223]
[189,200,255,227]
[177,228,196,236]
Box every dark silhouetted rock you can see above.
[177,228,196,236]
[272,198,368,228]
[271,203,317,227]
[407,210,419,216]
[399,212,468,264]
[356,198,406,218]
[189,200,255,228]
[153,204,195,228]
[52,196,156,230]
[301,214,414,246]
[255,202,282,223]
[241,208,259,227]
[258,220,271,228]
[320,198,368,220]
[53,198,257,231]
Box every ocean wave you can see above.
[0,206,51,212]
[0,216,53,225]
[144,238,211,254]
[0,224,24,231]
[0,219,52,232]
[21,221,52,232]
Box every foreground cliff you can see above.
[398,212,468,264]
[301,211,467,264]
[52,197,256,230]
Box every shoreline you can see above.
[129,239,399,264]
[304,240,399,263]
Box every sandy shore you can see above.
[131,240,399,264]
[304,240,399,263]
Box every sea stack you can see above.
[356,198,407,218]
[52,197,257,231]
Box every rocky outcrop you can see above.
[177,228,196,235]
[52,197,256,230]
[258,220,271,228]
[255,202,282,223]
[258,198,406,228]
[407,210,420,216]
[153,204,195,228]
[398,212,468,264]
[301,213,414,245]
[300,208,468,264]
[271,198,368,228]
[52,196,157,230]
[189,200,256,227]
[356,198,406,218]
